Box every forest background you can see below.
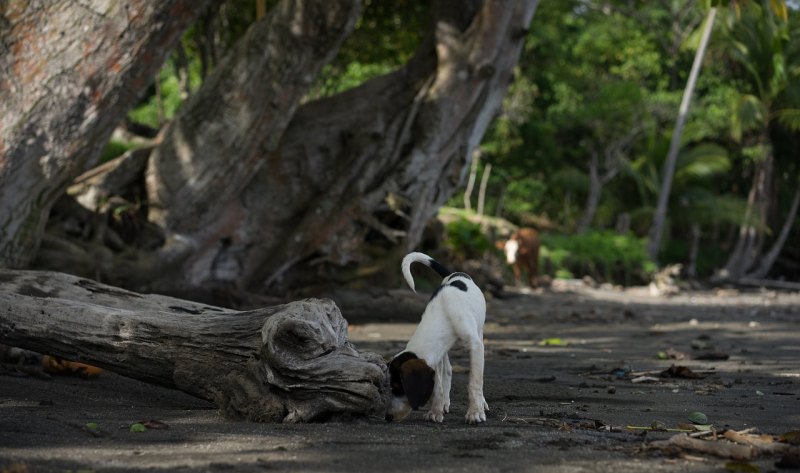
[2,0,799,301]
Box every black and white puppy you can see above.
[386,252,488,424]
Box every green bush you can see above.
[444,218,491,260]
[540,231,655,285]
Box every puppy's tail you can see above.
[401,252,451,292]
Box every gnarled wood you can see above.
[159,0,541,290]
[0,270,389,422]
[0,0,209,268]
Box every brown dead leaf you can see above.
[660,364,704,379]
[665,348,688,360]
[779,431,800,445]
[651,434,754,460]
[139,419,169,430]
[42,355,102,378]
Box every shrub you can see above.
[540,231,655,285]
[443,218,492,260]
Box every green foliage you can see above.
[540,231,656,285]
[310,62,395,97]
[99,140,138,164]
[443,218,491,260]
[308,0,428,97]
[128,62,200,128]
[503,179,547,222]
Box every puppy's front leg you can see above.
[465,339,488,424]
[424,360,445,422]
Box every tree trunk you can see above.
[715,148,774,281]
[142,0,539,291]
[577,151,615,233]
[647,7,717,261]
[463,149,481,211]
[477,163,492,216]
[7,0,539,295]
[0,269,388,422]
[746,179,800,279]
[0,0,209,268]
[577,152,602,233]
[687,223,701,279]
[145,0,360,235]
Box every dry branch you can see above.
[0,270,389,422]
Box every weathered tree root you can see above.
[0,270,389,422]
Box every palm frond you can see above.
[774,108,800,132]
[675,144,731,182]
[732,93,768,141]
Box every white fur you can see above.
[391,252,489,424]
[504,239,519,264]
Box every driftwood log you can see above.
[0,270,389,422]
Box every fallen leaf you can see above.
[84,422,98,431]
[779,431,800,445]
[661,364,704,379]
[650,420,668,431]
[129,423,147,433]
[724,461,760,473]
[139,419,168,430]
[538,338,568,347]
[665,348,688,360]
[688,412,708,425]
[42,356,102,378]
[0,462,29,473]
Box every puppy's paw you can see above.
[424,410,444,423]
[443,401,450,414]
[465,405,486,424]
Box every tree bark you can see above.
[477,163,492,216]
[7,0,539,295]
[186,0,540,290]
[0,0,209,268]
[577,152,603,233]
[463,149,481,211]
[647,7,717,261]
[746,178,800,279]
[145,0,361,235]
[0,269,388,422]
[576,149,619,233]
[715,148,774,281]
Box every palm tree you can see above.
[714,0,800,281]
[648,5,718,261]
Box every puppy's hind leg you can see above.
[424,360,445,423]
[465,338,488,424]
[442,353,452,414]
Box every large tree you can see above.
[4,0,540,295]
[0,0,210,268]
[714,1,800,281]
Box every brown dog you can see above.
[496,228,540,288]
